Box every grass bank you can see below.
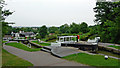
[63,53,119,66]
[97,50,120,58]
[31,41,50,46]
[108,45,120,49]
[2,41,7,43]
[2,49,33,67]
[6,42,41,52]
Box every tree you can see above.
[48,26,58,33]
[59,24,70,33]
[38,25,47,38]
[93,2,114,25]
[79,22,89,33]
[94,1,120,43]
[70,22,80,33]
[0,0,13,36]
[89,25,99,35]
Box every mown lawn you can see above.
[2,49,33,67]
[63,53,119,66]
[108,45,120,49]
[32,41,51,46]
[2,41,7,43]
[6,42,41,52]
[40,39,46,41]
[98,50,120,58]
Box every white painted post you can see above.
[59,37,60,42]
[69,37,70,42]
[74,37,75,41]
[29,44,31,48]
[27,43,30,47]
[65,37,66,41]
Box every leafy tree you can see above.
[5,25,12,34]
[59,23,70,33]
[70,22,80,33]
[0,0,13,36]
[89,25,99,35]
[38,25,47,38]
[48,26,58,33]
[94,1,120,43]
[93,2,114,25]
[11,27,21,33]
[79,22,89,33]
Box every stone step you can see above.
[42,46,80,58]
[41,48,51,53]
[51,47,80,58]
[43,46,52,51]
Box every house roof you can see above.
[20,32,35,35]
[4,35,12,38]
[12,32,35,35]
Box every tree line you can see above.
[8,22,89,38]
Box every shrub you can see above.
[45,35,57,42]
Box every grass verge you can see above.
[108,45,120,49]
[31,41,50,46]
[6,42,41,52]
[2,49,33,67]
[97,50,120,58]
[62,53,119,66]
[2,41,7,43]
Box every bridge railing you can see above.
[51,43,61,48]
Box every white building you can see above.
[11,31,36,39]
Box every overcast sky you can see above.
[4,0,97,27]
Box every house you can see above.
[11,31,36,39]
[3,35,13,40]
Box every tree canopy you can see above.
[38,25,47,38]
[79,22,89,33]
[48,26,58,33]
[94,1,120,43]
[0,0,13,36]
[59,24,70,33]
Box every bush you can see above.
[88,34,98,40]
[36,35,41,39]
[79,32,83,35]
[79,33,91,41]
[45,35,57,42]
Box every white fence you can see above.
[51,43,61,48]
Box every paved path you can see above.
[99,42,120,46]
[3,45,87,66]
